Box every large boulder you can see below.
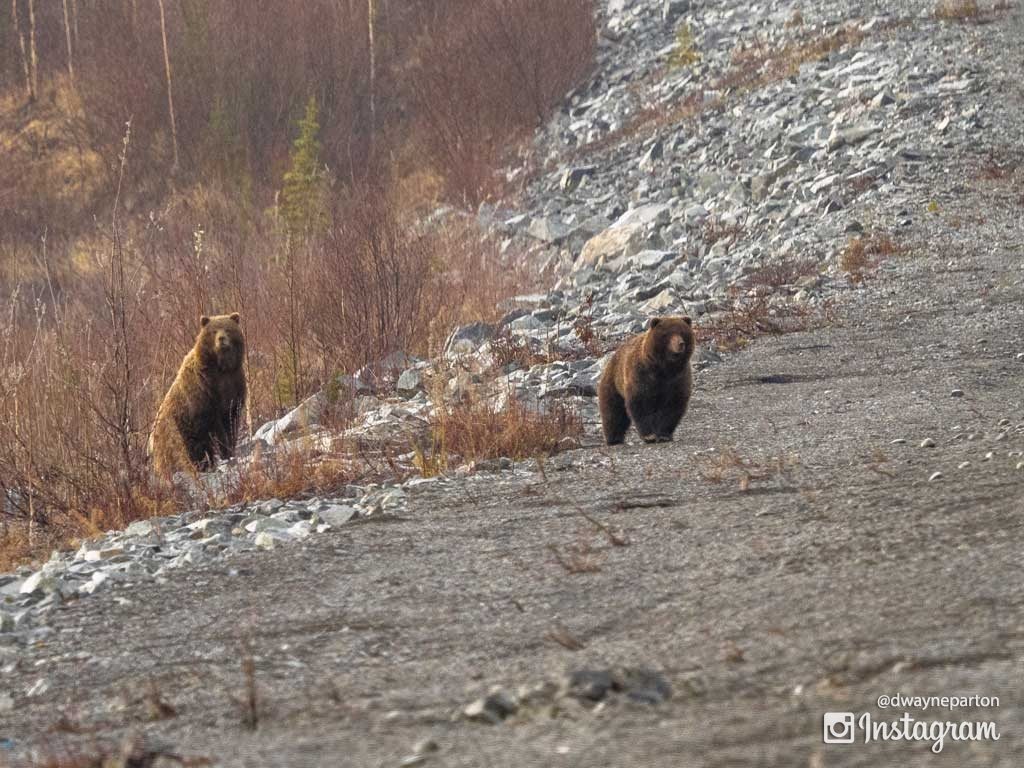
[575,204,670,271]
[253,392,327,446]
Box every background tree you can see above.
[281,96,329,238]
[157,0,179,173]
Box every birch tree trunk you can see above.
[27,0,39,101]
[62,0,75,85]
[11,0,35,102]
[157,0,180,173]
[367,0,376,149]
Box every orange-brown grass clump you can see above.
[414,396,582,477]
[839,233,907,283]
[934,0,982,21]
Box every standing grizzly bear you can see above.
[598,316,694,445]
[149,313,247,477]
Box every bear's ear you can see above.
[229,313,241,324]
[200,315,210,327]
[681,316,693,327]
[647,317,661,329]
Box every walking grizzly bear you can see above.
[598,316,694,445]
[149,313,247,477]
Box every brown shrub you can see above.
[699,289,836,352]
[414,396,582,476]
[839,233,907,283]
[739,256,820,291]
[934,0,982,21]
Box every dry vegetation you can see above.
[699,293,819,352]
[839,232,908,283]
[0,1,598,565]
[934,0,1015,22]
[698,448,800,492]
[934,0,982,21]
[413,395,582,477]
[698,255,832,352]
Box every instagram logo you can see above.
[823,712,856,744]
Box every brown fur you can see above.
[149,314,247,477]
[598,316,695,445]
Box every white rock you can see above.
[20,571,57,595]
[576,204,669,271]
[319,505,357,528]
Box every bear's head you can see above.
[642,316,694,371]
[197,313,245,372]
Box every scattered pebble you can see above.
[950,389,964,398]
[929,472,944,482]
[920,438,937,448]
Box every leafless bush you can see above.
[839,232,907,283]
[739,256,820,291]
[414,395,582,476]
[410,0,597,201]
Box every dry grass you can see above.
[935,0,1014,21]
[235,648,260,731]
[698,448,799,491]
[28,736,208,768]
[698,292,830,352]
[739,256,820,291]
[578,510,630,547]
[934,0,982,21]
[546,623,586,650]
[976,151,1020,181]
[0,179,534,568]
[548,529,603,574]
[487,329,550,371]
[572,293,604,357]
[839,232,908,283]
[413,395,582,477]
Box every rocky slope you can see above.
[2,0,1023,765]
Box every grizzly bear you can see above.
[149,313,247,477]
[598,316,694,445]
